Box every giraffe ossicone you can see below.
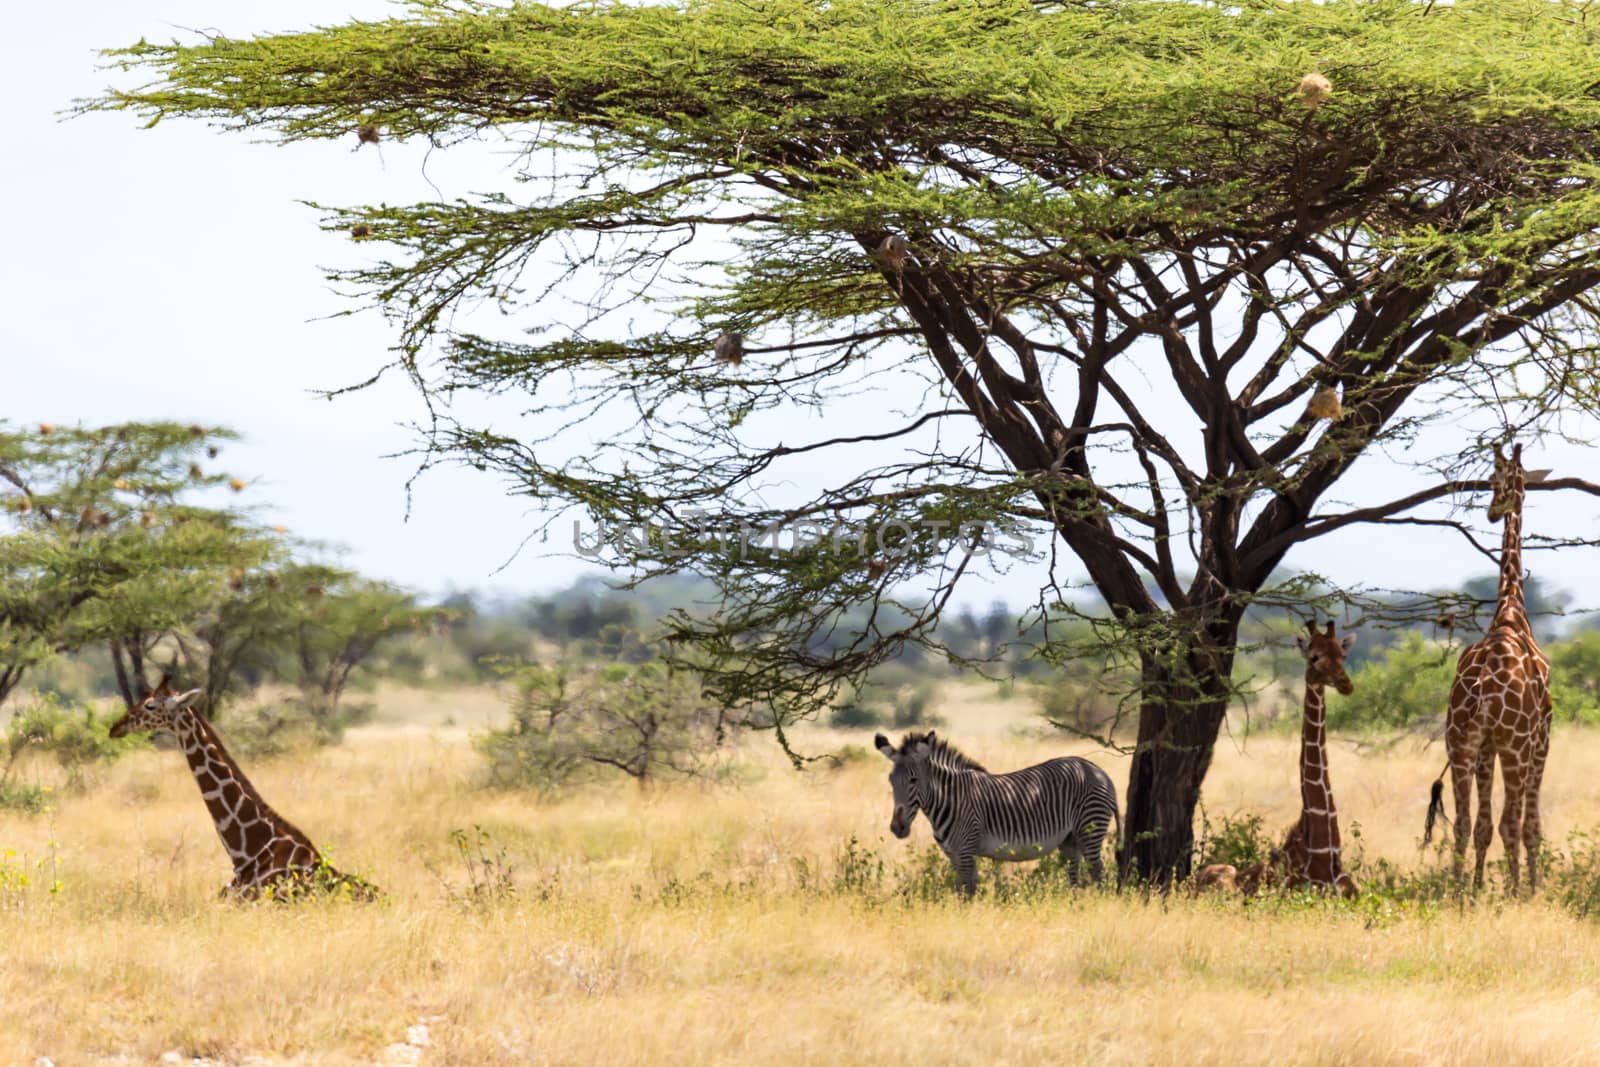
[110,675,379,902]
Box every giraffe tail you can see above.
[1423,764,1449,845]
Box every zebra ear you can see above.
[910,735,933,759]
[874,733,895,759]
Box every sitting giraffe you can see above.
[1196,619,1358,898]
[110,676,378,901]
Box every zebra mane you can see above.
[904,731,987,774]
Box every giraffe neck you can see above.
[174,710,310,873]
[1299,683,1335,823]
[1492,493,1529,632]
[1291,678,1343,884]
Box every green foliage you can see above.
[0,782,49,814]
[256,564,432,742]
[1548,629,1600,726]
[1328,632,1457,732]
[1195,811,1273,871]
[1550,831,1600,921]
[476,658,737,790]
[87,0,1600,726]
[0,420,262,707]
[2,693,144,788]
[829,701,881,730]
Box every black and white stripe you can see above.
[876,730,1121,896]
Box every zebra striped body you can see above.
[876,730,1121,896]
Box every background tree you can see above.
[478,660,738,790]
[91,0,1600,880]
[0,421,263,710]
[183,548,304,717]
[278,564,432,742]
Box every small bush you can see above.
[476,660,737,790]
[3,694,143,789]
[1548,631,1600,725]
[0,782,49,814]
[890,683,942,728]
[1032,668,1126,737]
[220,696,373,757]
[1328,632,1455,731]
[830,702,882,729]
[1195,811,1274,870]
[1551,831,1600,920]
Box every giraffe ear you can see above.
[1294,635,1308,654]
[1513,442,1523,465]
[1525,468,1553,484]
[1340,633,1357,652]
[175,688,205,708]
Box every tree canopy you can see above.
[0,421,261,708]
[88,0,1600,879]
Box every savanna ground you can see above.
[5,683,1600,1066]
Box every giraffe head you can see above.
[1487,442,1551,523]
[875,730,935,839]
[1295,619,1356,695]
[108,675,204,739]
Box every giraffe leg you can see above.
[1448,750,1476,889]
[1498,754,1526,895]
[1523,779,1544,895]
[1524,712,1551,894]
[1472,745,1495,891]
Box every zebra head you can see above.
[875,730,935,838]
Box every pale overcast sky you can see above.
[8,2,1600,613]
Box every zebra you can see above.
[875,730,1121,897]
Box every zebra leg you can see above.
[1058,839,1083,886]
[1080,818,1109,884]
[952,852,979,898]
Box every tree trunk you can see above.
[1121,613,1241,886]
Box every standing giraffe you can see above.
[109,676,378,900]
[1196,619,1359,898]
[1430,442,1553,893]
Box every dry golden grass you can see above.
[4,682,1600,1065]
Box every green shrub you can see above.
[2,693,144,789]
[890,683,942,728]
[1551,830,1600,920]
[0,782,49,814]
[830,702,882,729]
[219,695,374,757]
[1548,630,1600,725]
[1327,632,1456,731]
[476,660,736,790]
[1195,811,1273,870]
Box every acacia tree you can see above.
[92,0,1600,879]
[277,564,432,740]
[0,421,264,710]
